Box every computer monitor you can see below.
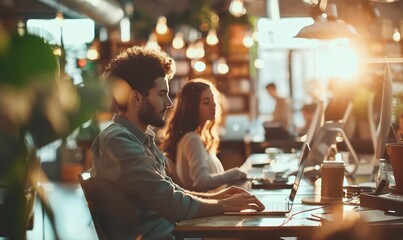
[304,101,325,147]
[374,63,393,162]
[304,101,360,177]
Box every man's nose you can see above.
[166,96,173,108]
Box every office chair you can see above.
[78,172,140,240]
[0,148,42,238]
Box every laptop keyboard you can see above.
[265,199,289,212]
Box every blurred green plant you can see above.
[0,25,107,239]
[393,91,403,125]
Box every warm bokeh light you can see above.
[17,20,25,36]
[193,60,206,72]
[243,32,254,48]
[206,29,219,46]
[156,16,168,35]
[87,47,100,60]
[111,78,131,108]
[229,0,246,18]
[145,33,160,50]
[321,39,360,79]
[186,42,197,59]
[172,32,185,49]
[254,59,266,69]
[195,41,205,59]
[120,17,131,42]
[217,57,229,74]
[53,47,62,56]
[393,27,401,42]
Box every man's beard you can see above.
[139,98,166,127]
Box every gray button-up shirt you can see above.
[91,115,199,239]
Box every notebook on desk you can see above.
[224,142,311,215]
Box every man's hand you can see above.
[219,193,265,212]
[210,186,249,199]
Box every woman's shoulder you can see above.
[179,132,203,147]
[181,132,200,141]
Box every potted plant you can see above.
[0,30,106,239]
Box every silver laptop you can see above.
[222,114,249,140]
[225,142,311,215]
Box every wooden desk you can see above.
[173,154,403,240]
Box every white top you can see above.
[167,132,244,191]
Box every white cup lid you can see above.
[322,160,344,166]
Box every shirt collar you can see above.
[113,114,155,146]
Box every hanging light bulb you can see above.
[254,59,266,69]
[120,17,131,42]
[186,42,197,59]
[229,0,246,18]
[17,19,25,36]
[393,27,401,42]
[99,27,108,42]
[193,60,206,72]
[242,31,254,48]
[156,16,168,35]
[211,13,220,28]
[217,57,229,74]
[53,47,62,56]
[87,45,100,61]
[206,29,219,46]
[55,11,64,20]
[146,33,160,50]
[195,40,205,59]
[172,32,185,49]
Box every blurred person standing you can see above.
[265,83,291,131]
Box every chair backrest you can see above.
[78,172,140,240]
[25,149,41,230]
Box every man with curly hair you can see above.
[90,46,264,239]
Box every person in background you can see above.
[297,103,318,137]
[265,83,291,130]
[161,79,247,192]
[90,46,264,239]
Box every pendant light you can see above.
[295,3,359,39]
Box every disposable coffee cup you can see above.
[386,143,403,190]
[321,160,345,200]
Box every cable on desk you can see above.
[280,202,341,226]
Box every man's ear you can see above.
[130,90,143,106]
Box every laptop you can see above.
[225,142,311,215]
[222,114,249,140]
[245,101,323,180]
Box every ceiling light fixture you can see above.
[242,31,254,48]
[206,29,219,46]
[145,33,160,50]
[156,16,168,35]
[229,0,246,18]
[172,32,185,49]
[295,3,359,39]
[393,27,401,42]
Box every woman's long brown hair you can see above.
[161,79,222,163]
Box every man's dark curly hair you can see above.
[103,46,175,111]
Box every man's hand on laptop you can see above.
[220,193,265,212]
[211,186,250,199]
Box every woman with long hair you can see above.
[161,79,246,192]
